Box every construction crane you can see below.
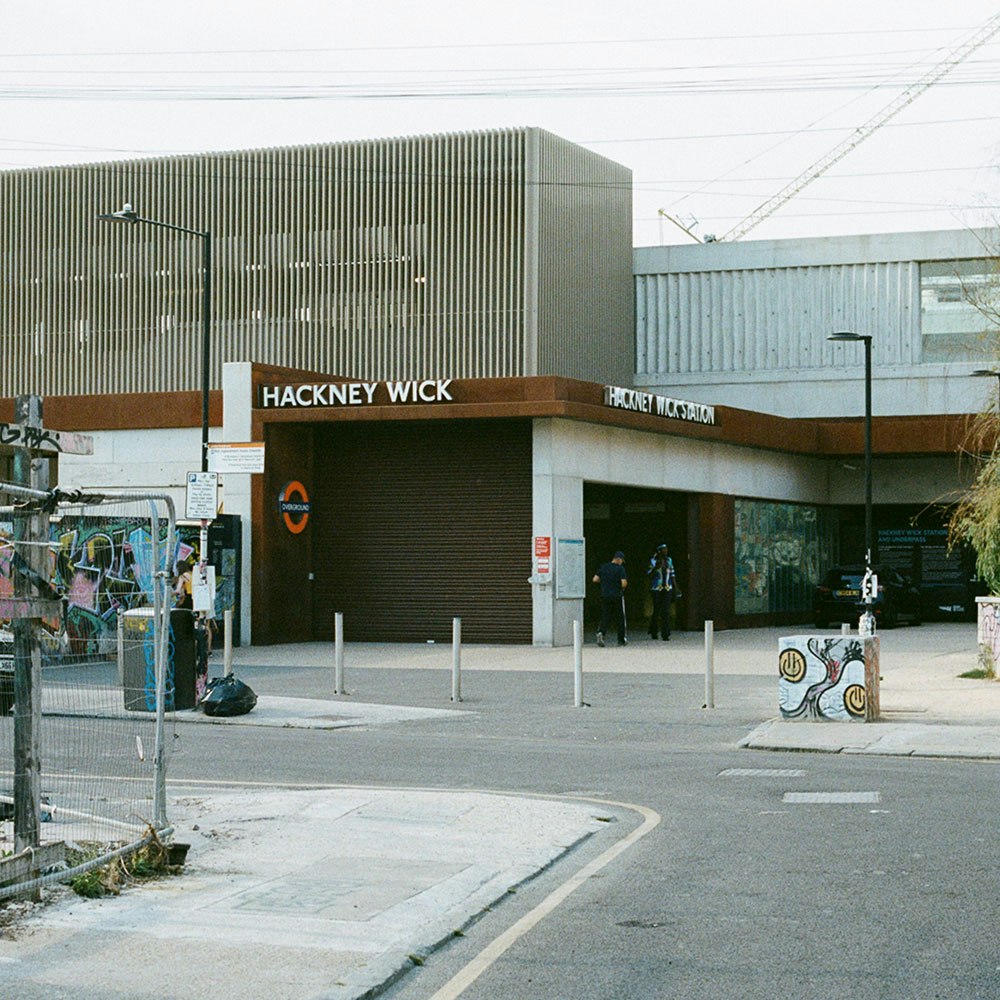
[719,10,1000,242]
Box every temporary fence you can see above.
[0,484,177,901]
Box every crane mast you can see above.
[721,11,1000,242]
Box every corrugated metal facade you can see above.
[0,128,633,398]
[635,262,920,375]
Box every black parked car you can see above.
[813,564,922,628]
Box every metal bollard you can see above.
[574,619,583,707]
[841,622,851,635]
[704,619,715,709]
[451,617,462,702]
[334,611,345,695]
[116,606,125,685]
[223,608,234,676]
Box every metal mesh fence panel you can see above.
[0,489,177,900]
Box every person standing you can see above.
[593,550,628,647]
[647,543,680,640]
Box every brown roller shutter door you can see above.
[310,419,533,643]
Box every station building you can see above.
[0,128,994,645]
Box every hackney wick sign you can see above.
[259,377,717,428]
[602,385,716,426]
[261,379,454,408]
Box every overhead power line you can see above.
[721,10,1000,241]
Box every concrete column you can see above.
[222,362,255,646]
[532,420,585,646]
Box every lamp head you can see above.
[97,203,139,224]
[971,369,1000,378]
[828,331,869,343]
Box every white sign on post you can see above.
[207,443,265,474]
[185,472,219,520]
[192,564,216,614]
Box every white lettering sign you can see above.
[260,379,454,408]
[602,385,716,426]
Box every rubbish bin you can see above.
[122,608,197,712]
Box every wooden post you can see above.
[12,395,47,882]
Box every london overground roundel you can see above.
[778,648,807,684]
[278,480,310,534]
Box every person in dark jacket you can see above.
[593,551,628,646]
[647,542,680,640]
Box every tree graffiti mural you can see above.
[778,636,867,721]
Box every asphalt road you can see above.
[150,662,1000,1000]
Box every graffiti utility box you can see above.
[976,597,1000,674]
[778,635,880,722]
[122,608,197,712]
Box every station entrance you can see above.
[583,483,691,634]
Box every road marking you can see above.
[427,796,661,1000]
[783,791,880,804]
[719,768,806,777]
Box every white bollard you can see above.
[116,606,125,685]
[574,619,584,707]
[704,619,715,709]
[223,609,234,676]
[451,616,462,702]
[334,611,345,695]
[841,622,850,636]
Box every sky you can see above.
[3,0,1000,246]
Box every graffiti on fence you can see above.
[0,514,238,656]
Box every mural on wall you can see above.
[779,636,867,721]
[0,515,240,657]
[735,500,837,615]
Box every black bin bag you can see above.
[200,675,258,717]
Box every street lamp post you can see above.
[829,331,874,630]
[98,204,212,472]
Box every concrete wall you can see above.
[56,427,203,513]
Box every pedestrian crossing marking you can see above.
[719,768,807,777]
[782,791,880,804]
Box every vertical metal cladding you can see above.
[532,131,634,386]
[0,130,544,396]
[635,261,919,376]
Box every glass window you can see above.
[920,260,1000,363]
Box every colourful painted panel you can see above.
[778,635,868,721]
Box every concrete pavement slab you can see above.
[0,786,615,1000]
[42,688,472,730]
[741,718,1000,759]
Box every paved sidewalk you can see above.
[219,622,1000,760]
[0,786,619,1000]
[4,622,998,1000]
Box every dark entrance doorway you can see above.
[583,483,690,635]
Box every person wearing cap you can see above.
[592,550,628,647]
[647,543,680,640]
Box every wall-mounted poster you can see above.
[556,538,586,599]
